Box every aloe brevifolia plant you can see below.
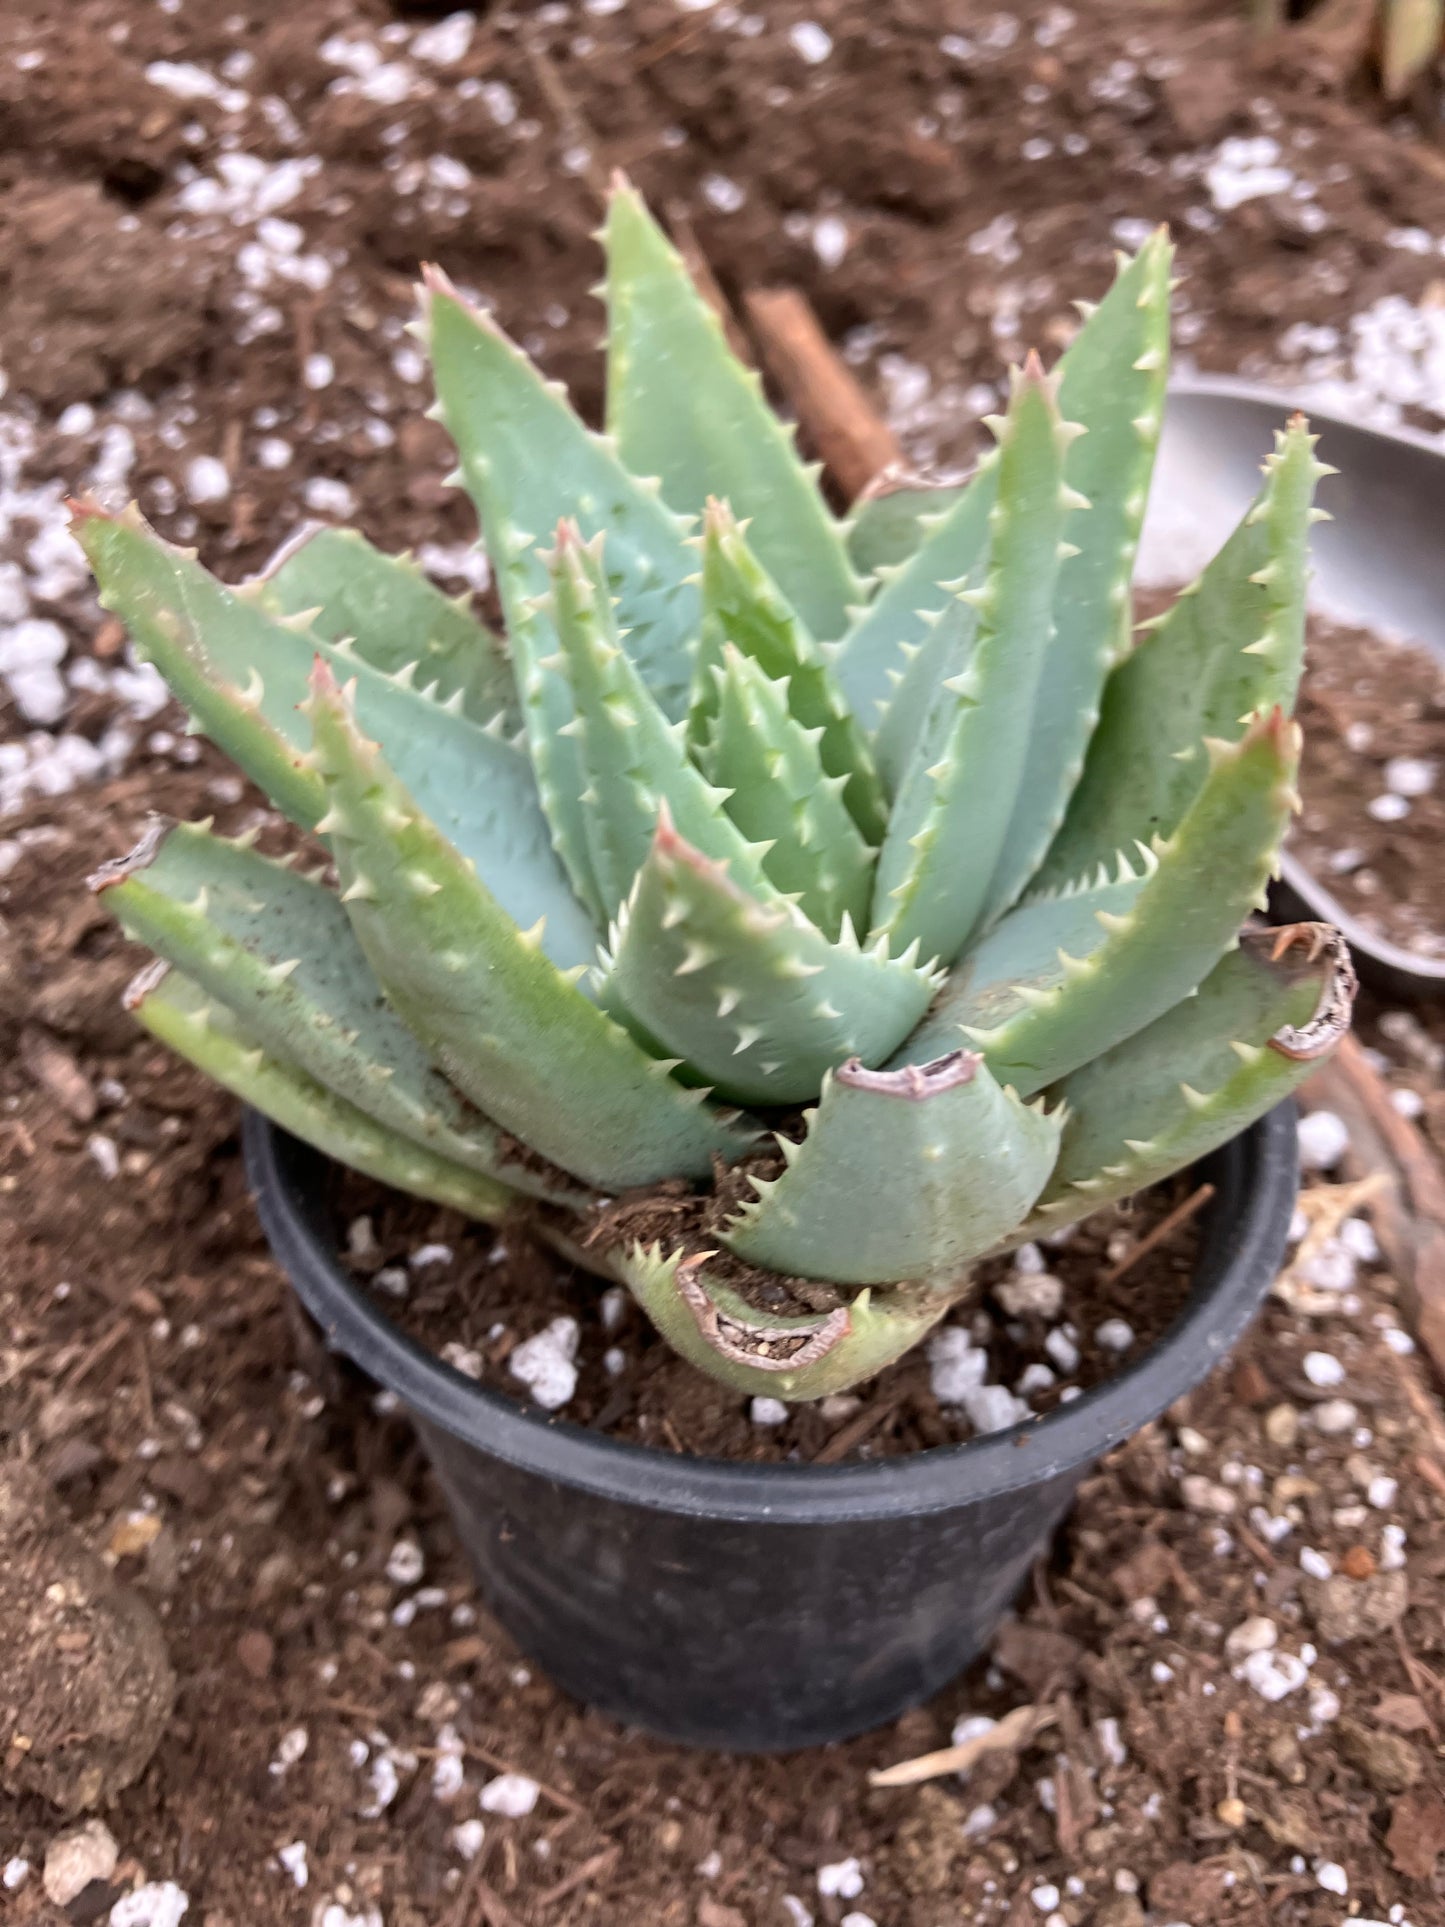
[80,182,1354,1403]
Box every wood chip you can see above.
[868,1702,1055,1788]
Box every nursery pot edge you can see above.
[244,1103,1298,1751]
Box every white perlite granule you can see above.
[507,1318,579,1411]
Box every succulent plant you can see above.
[80,182,1355,1402]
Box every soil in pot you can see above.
[336,1166,1203,1462]
[1291,614,1445,963]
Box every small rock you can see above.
[1384,755,1435,797]
[817,1858,864,1899]
[1298,1110,1349,1169]
[961,1384,1029,1434]
[1311,1398,1357,1435]
[926,1327,987,1404]
[43,1819,119,1905]
[789,19,833,62]
[236,1630,274,1678]
[452,1818,486,1860]
[108,1880,189,1926]
[1299,1546,1333,1580]
[1315,1860,1348,1895]
[1237,1647,1309,1701]
[1303,1569,1408,1644]
[1015,1362,1056,1397]
[1044,1328,1080,1374]
[1340,1216,1380,1263]
[1267,1730,1306,1784]
[750,1397,788,1427]
[385,1540,425,1586]
[1368,1474,1399,1510]
[1224,1615,1277,1660]
[479,1771,539,1817]
[995,1272,1064,1319]
[277,1841,308,1888]
[1094,1318,1134,1352]
[1302,1350,1344,1388]
[1309,1685,1341,1723]
[1264,1402,1300,1447]
[1341,1544,1377,1580]
[1381,1522,1408,1570]
[507,1318,579,1411]
[1368,790,1411,821]
[1338,1719,1423,1793]
[1181,1474,1236,1515]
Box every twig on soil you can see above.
[1302,1034,1445,1386]
[868,1701,1055,1788]
[811,1393,902,1464]
[1392,1623,1444,1739]
[1101,1182,1215,1287]
[523,34,608,200]
[1273,1171,1391,1313]
[59,1314,132,1393]
[535,1845,621,1908]
[462,1743,588,1817]
[633,15,714,69]
[469,1879,529,1927]
[741,287,904,501]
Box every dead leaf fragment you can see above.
[105,1512,162,1561]
[1387,1788,1445,1881]
[1374,1693,1433,1734]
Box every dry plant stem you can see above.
[867,1702,1056,1787]
[742,286,905,499]
[1302,1033,1445,1385]
[1101,1181,1215,1286]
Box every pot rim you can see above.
[243,1103,1297,1526]
[1274,851,1445,997]
[1166,371,1445,458]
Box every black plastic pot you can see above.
[244,1103,1299,1753]
[1145,376,1445,1000]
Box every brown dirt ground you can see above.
[7,0,1445,1923]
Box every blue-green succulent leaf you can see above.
[304,657,758,1189]
[870,356,1076,964]
[255,522,517,731]
[96,819,585,1206]
[132,966,516,1222]
[982,229,1175,922]
[596,814,939,1103]
[723,1050,1062,1285]
[897,708,1301,1095]
[74,503,596,969]
[1037,413,1322,891]
[603,179,862,642]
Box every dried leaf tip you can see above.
[836,1049,982,1100]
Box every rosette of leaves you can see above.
[80,182,1353,1400]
